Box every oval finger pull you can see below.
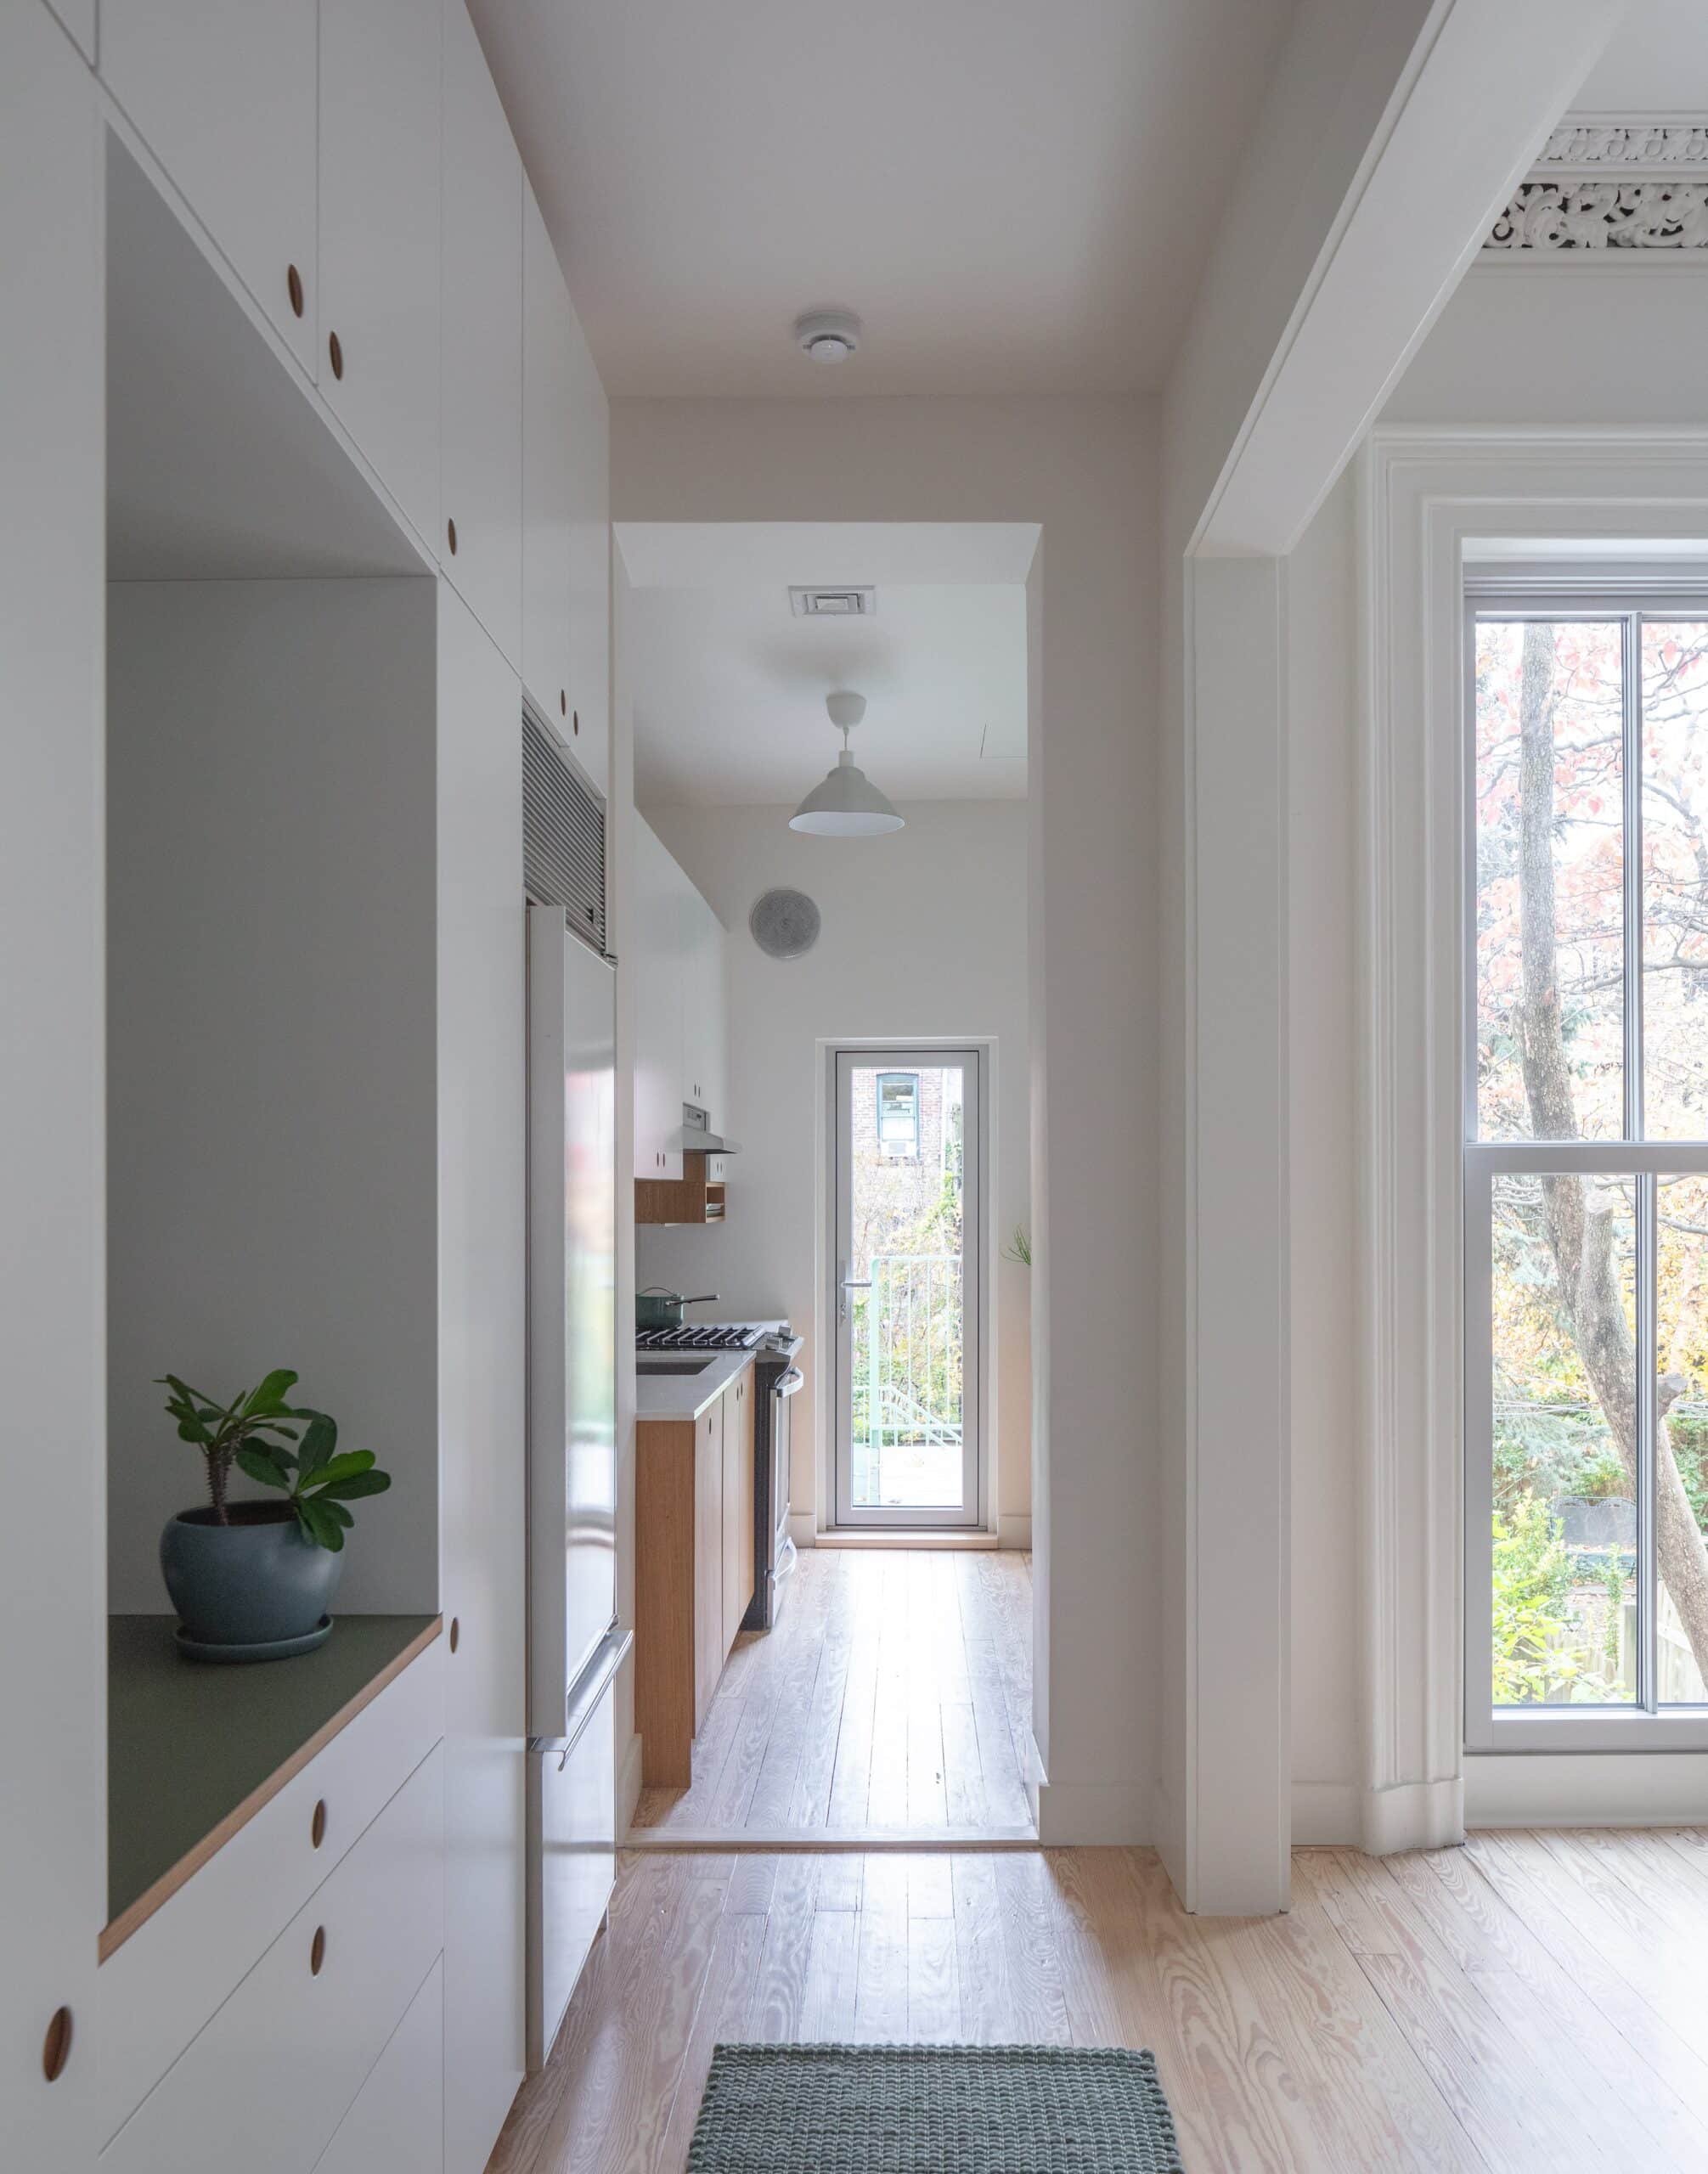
[42,2007,71,2083]
[310,1925,327,1977]
[446,516,458,556]
[311,1798,327,1849]
[287,264,304,318]
[449,1616,460,1653]
[328,330,343,380]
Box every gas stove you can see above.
[634,1323,764,1352]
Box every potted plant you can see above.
[155,1368,392,1660]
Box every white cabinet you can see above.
[440,0,522,669]
[1,10,104,2166]
[437,583,527,2174]
[564,293,611,792]
[633,814,685,1180]
[318,0,443,545]
[521,180,574,736]
[42,0,94,62]
[681,892,726,1125]
[101,0,319,369]
[525,1676,616,2071]
[315,1956,444,2174]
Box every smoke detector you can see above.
[794,309,861,363]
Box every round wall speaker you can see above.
[749,887,821,960]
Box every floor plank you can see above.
[634,1546,1036,1841]
[493,1831,1708,2173]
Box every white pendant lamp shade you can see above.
[789,691,905,836]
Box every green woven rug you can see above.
[686,2044,1184,2172]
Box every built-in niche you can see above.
[104,136,442,1616]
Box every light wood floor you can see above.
[491,1829,1708,2173]
[630,1548,1036,1839]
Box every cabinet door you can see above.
[437,583,526,2174]
[42,0,94,63]
[101,0,318,368]
[521,181,574,735]
[319,0,442,545]
[693,1400,724,1730]
[315,1957,443,2174]
[440,0,521,667]
[721,1376,756,1655]
[681,893,725,1125]
[632,816,683,1180]
[1,12,103,2165]
[564,296,610,792]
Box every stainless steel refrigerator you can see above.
[524,902,628,2072]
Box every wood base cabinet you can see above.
[636,1367,758,1788]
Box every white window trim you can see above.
[1361,427,1708,1845]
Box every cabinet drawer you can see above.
[98,1635,443,2143]
[104,1743,444,2174]
[314,1954,443,2174]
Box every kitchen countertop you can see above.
[105,1611,439,1956]
[634,1344,755,1422]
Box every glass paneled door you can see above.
[831,1050,983,1528]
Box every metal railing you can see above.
[850,1253,964,1455]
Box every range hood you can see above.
[668,1104,741,1157]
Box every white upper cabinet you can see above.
[633,816,685,1181]
[681,893,726,1129]
[564,294,611,793]
[101,0,319,369]
[318,0,443,546]
[521,179,574,738]
[440,0,522,668]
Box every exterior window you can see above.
[875,1072,920,1159]
[1467,591,1708,1748]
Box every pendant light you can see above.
[789,691,905,836]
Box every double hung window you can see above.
[1467,579,1708,1748]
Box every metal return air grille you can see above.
[523,710,606,951]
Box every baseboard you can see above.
[1361,1775,1464,1855]
[815,1528,999,1551]
[1291,1779,1361,1846]
[617,1726,643,1839]
[996,1513,1032,1550]
[788,1512,816,1550]
[624,1825,1038,1852]
[1034,1774,1150,1845]
[1466,1750,1708,1828]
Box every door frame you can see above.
[824,1043,989,1531]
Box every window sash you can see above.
[1464,589,1708,1750]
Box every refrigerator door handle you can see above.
[534,1622,633,1764]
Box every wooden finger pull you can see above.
[446,516,458,556]
[42,2006,72,2083]
[328,330,343,380]
[560,689,567,716]
[572,709,579,737]
[310,1925,327,1977]
[310,1798,328,1849]
[449,1616,460,1653]
[287,264,304,318]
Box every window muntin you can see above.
[1468,597,1708,1746]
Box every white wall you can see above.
[1387,264,1708,430]
[106,579,442,1614]
[615,396,1156,1840]
[1283,471,1363,1839]
[634,800,1032,1542]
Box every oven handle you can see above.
[774,1366,805,1398]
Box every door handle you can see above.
[837,1260,871,1324]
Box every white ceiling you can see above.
[622,524,1028,808]
[1574,3,1708,110]
[468,0,1295,398]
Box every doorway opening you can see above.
[831,1048,984,1529]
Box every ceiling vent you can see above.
[789,585,876,618]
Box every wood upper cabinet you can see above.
[318,0,443,546]
[721,1373,756,1653]
[440,0,522,669]
[564,292,610,792]
[521,179,574,739]
[101,0,319,369]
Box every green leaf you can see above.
[234,1445,290,1490]
[295,1411,337,1478]
[174,1416,214,1446]
[296,1496,345,1552]
[301,1449,374,1491]
[316,1469,391,1503]
[242,1368,300,1417]
[320,1499,353,1529]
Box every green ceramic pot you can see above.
[160,1501,343,1650]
